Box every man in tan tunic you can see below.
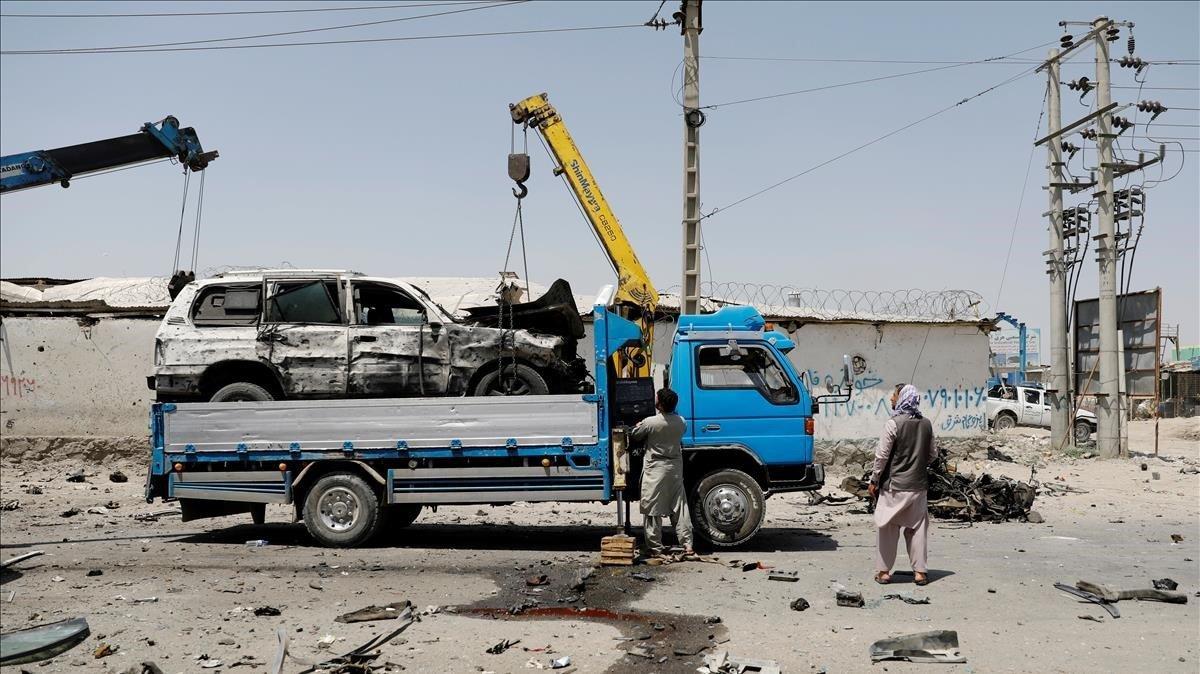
[631,388,694,556]
[868,383,937,585]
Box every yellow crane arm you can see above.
[510,93,659,315]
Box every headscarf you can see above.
[893,383,923,419]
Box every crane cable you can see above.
[171,168,191,276]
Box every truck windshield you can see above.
[696,344,799,405]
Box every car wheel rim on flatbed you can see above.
[318,486,360,532]
[704,484,748,531]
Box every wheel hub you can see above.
[318,486,359,532]
[704,484,748,530]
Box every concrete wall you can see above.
[2,314,989,445]
[1,316,158,437]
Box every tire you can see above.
[690,468,766,548]
[1073,420,1093,444]
[302,472,382,548]
[471,364,549,396]
[993,413,1017,431]
[210,381,274,402]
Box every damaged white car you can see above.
[150,270,590,402]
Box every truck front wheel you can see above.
[690,469,765,548]
[1073,420,1094,444]
[992,412,1017,431]
[302,472,382,548]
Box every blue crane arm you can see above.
[0,116,217,194]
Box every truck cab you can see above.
[661,306,824,546]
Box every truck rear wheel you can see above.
[302,472,381,548]
[210,381,274,402]
[993,412,1017,431]
[1073,420,1093,444]
[472,364,549,396]
[690,469,765,548]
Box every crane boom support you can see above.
[1,116,217,194]
[510,94,658,313]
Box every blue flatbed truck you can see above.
[145,289,845,548]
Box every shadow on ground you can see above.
[172,522,840,553]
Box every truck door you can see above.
[347,281,449,396]
[1020,388,1046,426]
[258,277,349,398]
[689,342,808,464]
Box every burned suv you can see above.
[150,270,590,402]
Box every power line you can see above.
[705,55,1041,65]
[994,85,1049,312]
[1,22,645,55]
[703,40,1052,109]
[5,1,523,53]
[1111,85,1199,91]
[701,65,1042,219]
[0,1,491,18]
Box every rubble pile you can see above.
[841,454,1038,522]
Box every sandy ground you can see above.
[1,418,1197,673]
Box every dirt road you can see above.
[2,419,1197,672]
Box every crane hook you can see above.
[512,182,528,200]
[508,152,530,201]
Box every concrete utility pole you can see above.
[1045,48,1072,449]
[1093,16,1123,458]
[680,0,704,315]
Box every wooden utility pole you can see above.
[679,0,704,315]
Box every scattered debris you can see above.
[1,550,45,569]
[1054,582,1120,618]
[132,596,158,604]
[630,572,656,582]
[870,630,966,664]
[94,643,117,658]
[1170,534,1184,543]
[768,570,799,582]
[1078,614,1105,622]
[883,593,931,605]
[294,620,413,674]
[1026,511,1045,524]
[245,539,269,548]
[844,454,1036,521]
[487,638,521,654]
[308,580,324,591]
[254,606,282,617]
[741,562,759,572]
[86,506,109,515]
[550,655,571,669]
[1153,578,1179,591]
[509,598,538,615]
[1075,580,1188,604]
[24,486,43,495]
[66,470,87,483]
[702,649,781,674]
[316,635,338,650]
[60,507,81,518]
[674,643,709,656]
[836,590,865,608]
[526,574,550,587]
[1,500,18,511]
[134,509,180,522]
[0,616,90,666]
[789,598,810,612]
[87,569,103,577]
[600,534,636,566]
[986,447,1015,462]
[570,567,594,593]
[808,492,854,506]
[109,470,129,483]
[121,663,165,674]
[336,601,412,624]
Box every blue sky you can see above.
[2,1,1197,346]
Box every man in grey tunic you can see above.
[630,388,694,556]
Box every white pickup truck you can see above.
[986,384,1096,444]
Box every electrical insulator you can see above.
[1118,55,1146,72]
[1105,26,1120,42]
[1127,33,1135,55]
[1137,100,1168,120]
[1061,141,1080,159]
[1060,34,1074,49]
[1111,115,1134,134]
[1066,77,1093,97]
[1080,128,1097,141]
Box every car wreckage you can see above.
[150,270,591,402]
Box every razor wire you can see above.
[664,282,989,321]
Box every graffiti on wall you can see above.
[1,374,37,398]
[800,354,986,435]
